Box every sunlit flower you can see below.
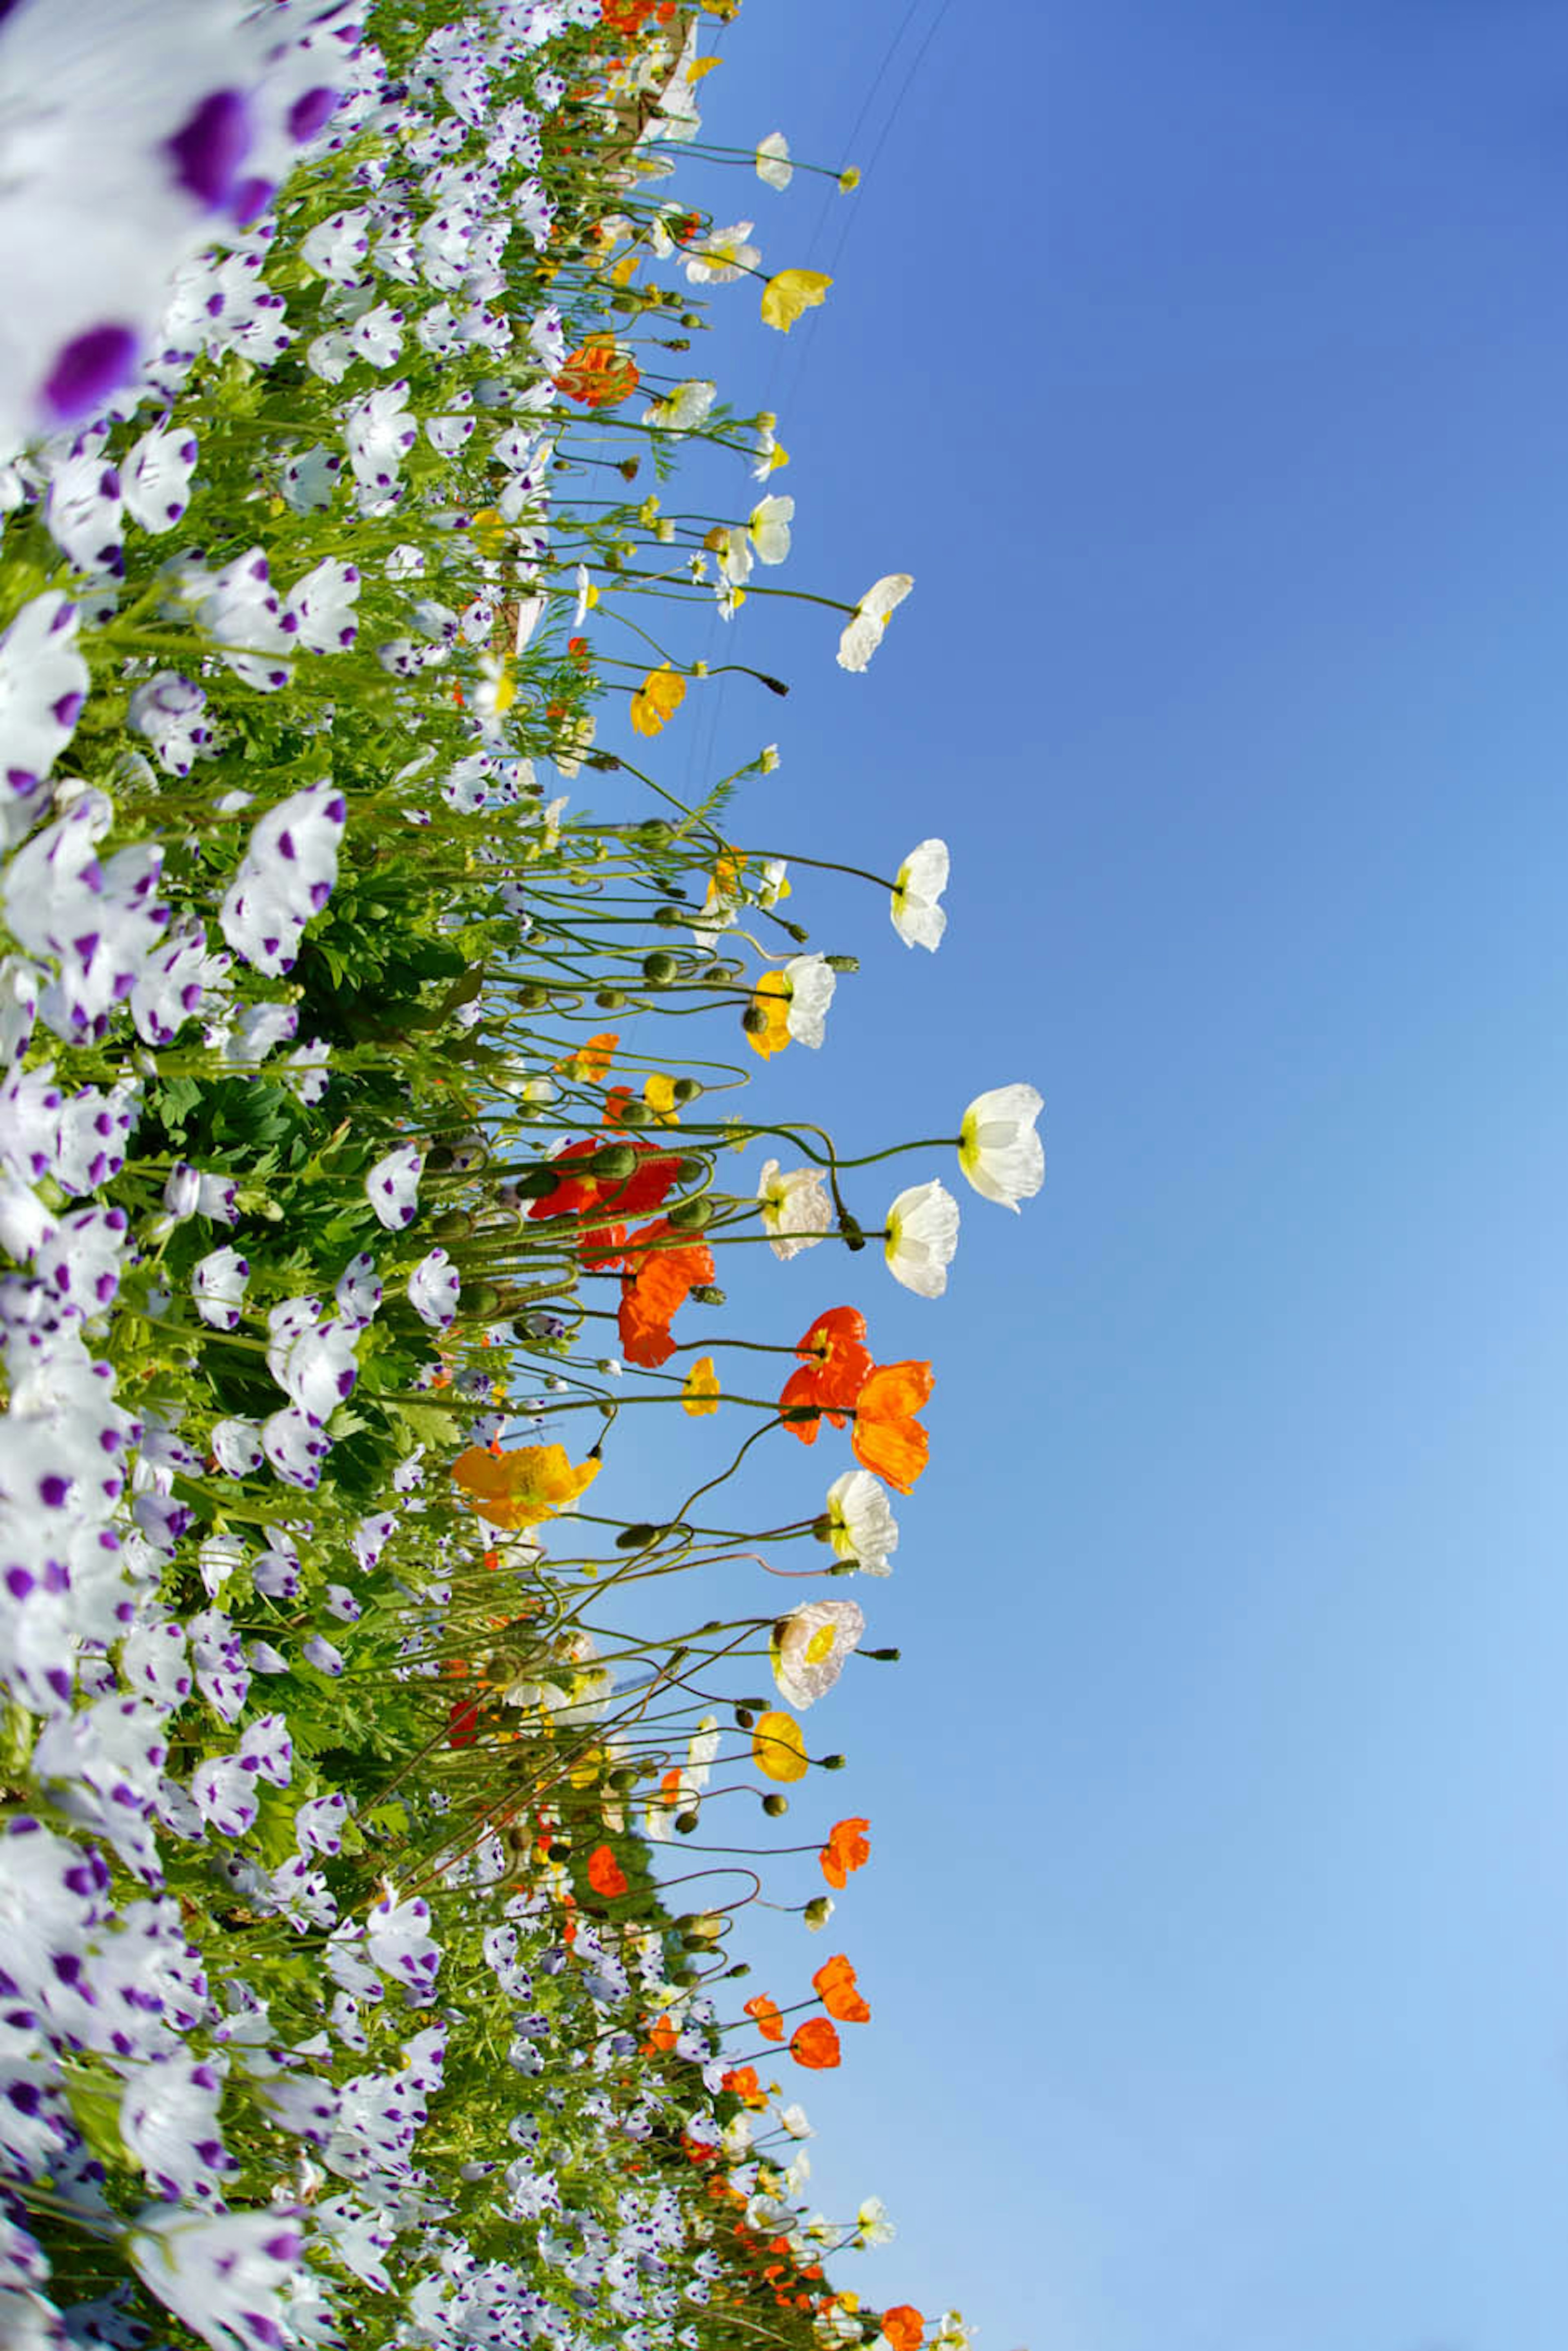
[762,267,832,332]
[771,1599,864,1709]
[837,572,913,672]
[880,2309,925,2351]
[824,1469,898,1575]
[554,336,640,407]
[629,663,686,736]
[812,1952,871,2024]
[744,1993,784,2042]
[685,220,760,284]
[891,837,949,951]
[682,1355,720,1415]
[748,493,793,564]
[751,1709,808,1783]
[757,1158,832,1259]
[755,131,793,190]
[789,2015,840,2069]
[780,1306,873,1438]
[851,1359,933,1494]
[958,1082,1044,1210]
[820,1816,871,1890]
[586,1843,628,1899]
[883,1178,958,1297]
[451,1443,600,1530]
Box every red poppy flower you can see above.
[779,1306,873,1440]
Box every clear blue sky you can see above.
[580,4,1568,2343]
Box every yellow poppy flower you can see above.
[643,1072,681,1124]
[760,268,833,332]
[745,969,791,1058]
[451,1444,600,1530]
[752,1709,809,1783]
[629,664,686,736]
[682,1357,720,1416]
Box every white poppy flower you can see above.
[755,131,793,191]
[756,1158,831,1260]
[770,1597,864,1709]
[836,571,913,672]
[959,1082,1044,1211]
[783,953,835,1048]
[824,1469,898,1576]
[748,493,793,565]
[891,836,949,951]
[884,1177,959,1298]
[684,220,761,284]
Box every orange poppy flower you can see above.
[586,1843,628,1899]
[789,2016,841,2070]
[850,1359,933,1494]
[820,1817,871,1889]
[743,1993,784,2042]
[881,2309,924,2351]
[779,1306,873,1440]
[642,2013,677,2055]
[617,1221,714,1366]
[811,1953,870,2024]
[554,1029,618,1085]
[720,2064,768,2110]
[554,337,640,408]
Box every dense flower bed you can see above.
[0,3,1040,2345]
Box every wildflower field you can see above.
[0,4,1040,2346]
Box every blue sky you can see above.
[576,3,1568,2343]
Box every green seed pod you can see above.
[617,1100,651,1127]
[667,1196,712,1230]
[515,1165,563,1198]
[740,1003,768,1035]
[820,1754,846,1771]
[674,1811,700,1834]
[615,1523,660,1550]
[595,1145,637,1180]
[734,1705,755,1730]
[825,954,860,974]
[691,1285,725,1306]
[672,1078,701,1103]
[595,989,626,1010]
[642,951,677,982]
[762,1793,789,1818]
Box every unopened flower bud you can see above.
[762,1792,789,1817]
[802,1897,833,1930]
[825,954,860,973]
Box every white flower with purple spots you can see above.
[366,1890,442,2006]
[261,1405,329,1490]
[122,423,199,533]
[345,379,415,503]
[44,447,125,577]
[128,2206,304,2351]
[365,1142,422,1230]
[193,548,294,692]
[128,671,214,777]
[209,1416,263,1477]
[284,557,359,652]
[334,1252,381,1327]
[407,1247,460,1330]
[192,1245,249,1331]
[295,1792,350,1857]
